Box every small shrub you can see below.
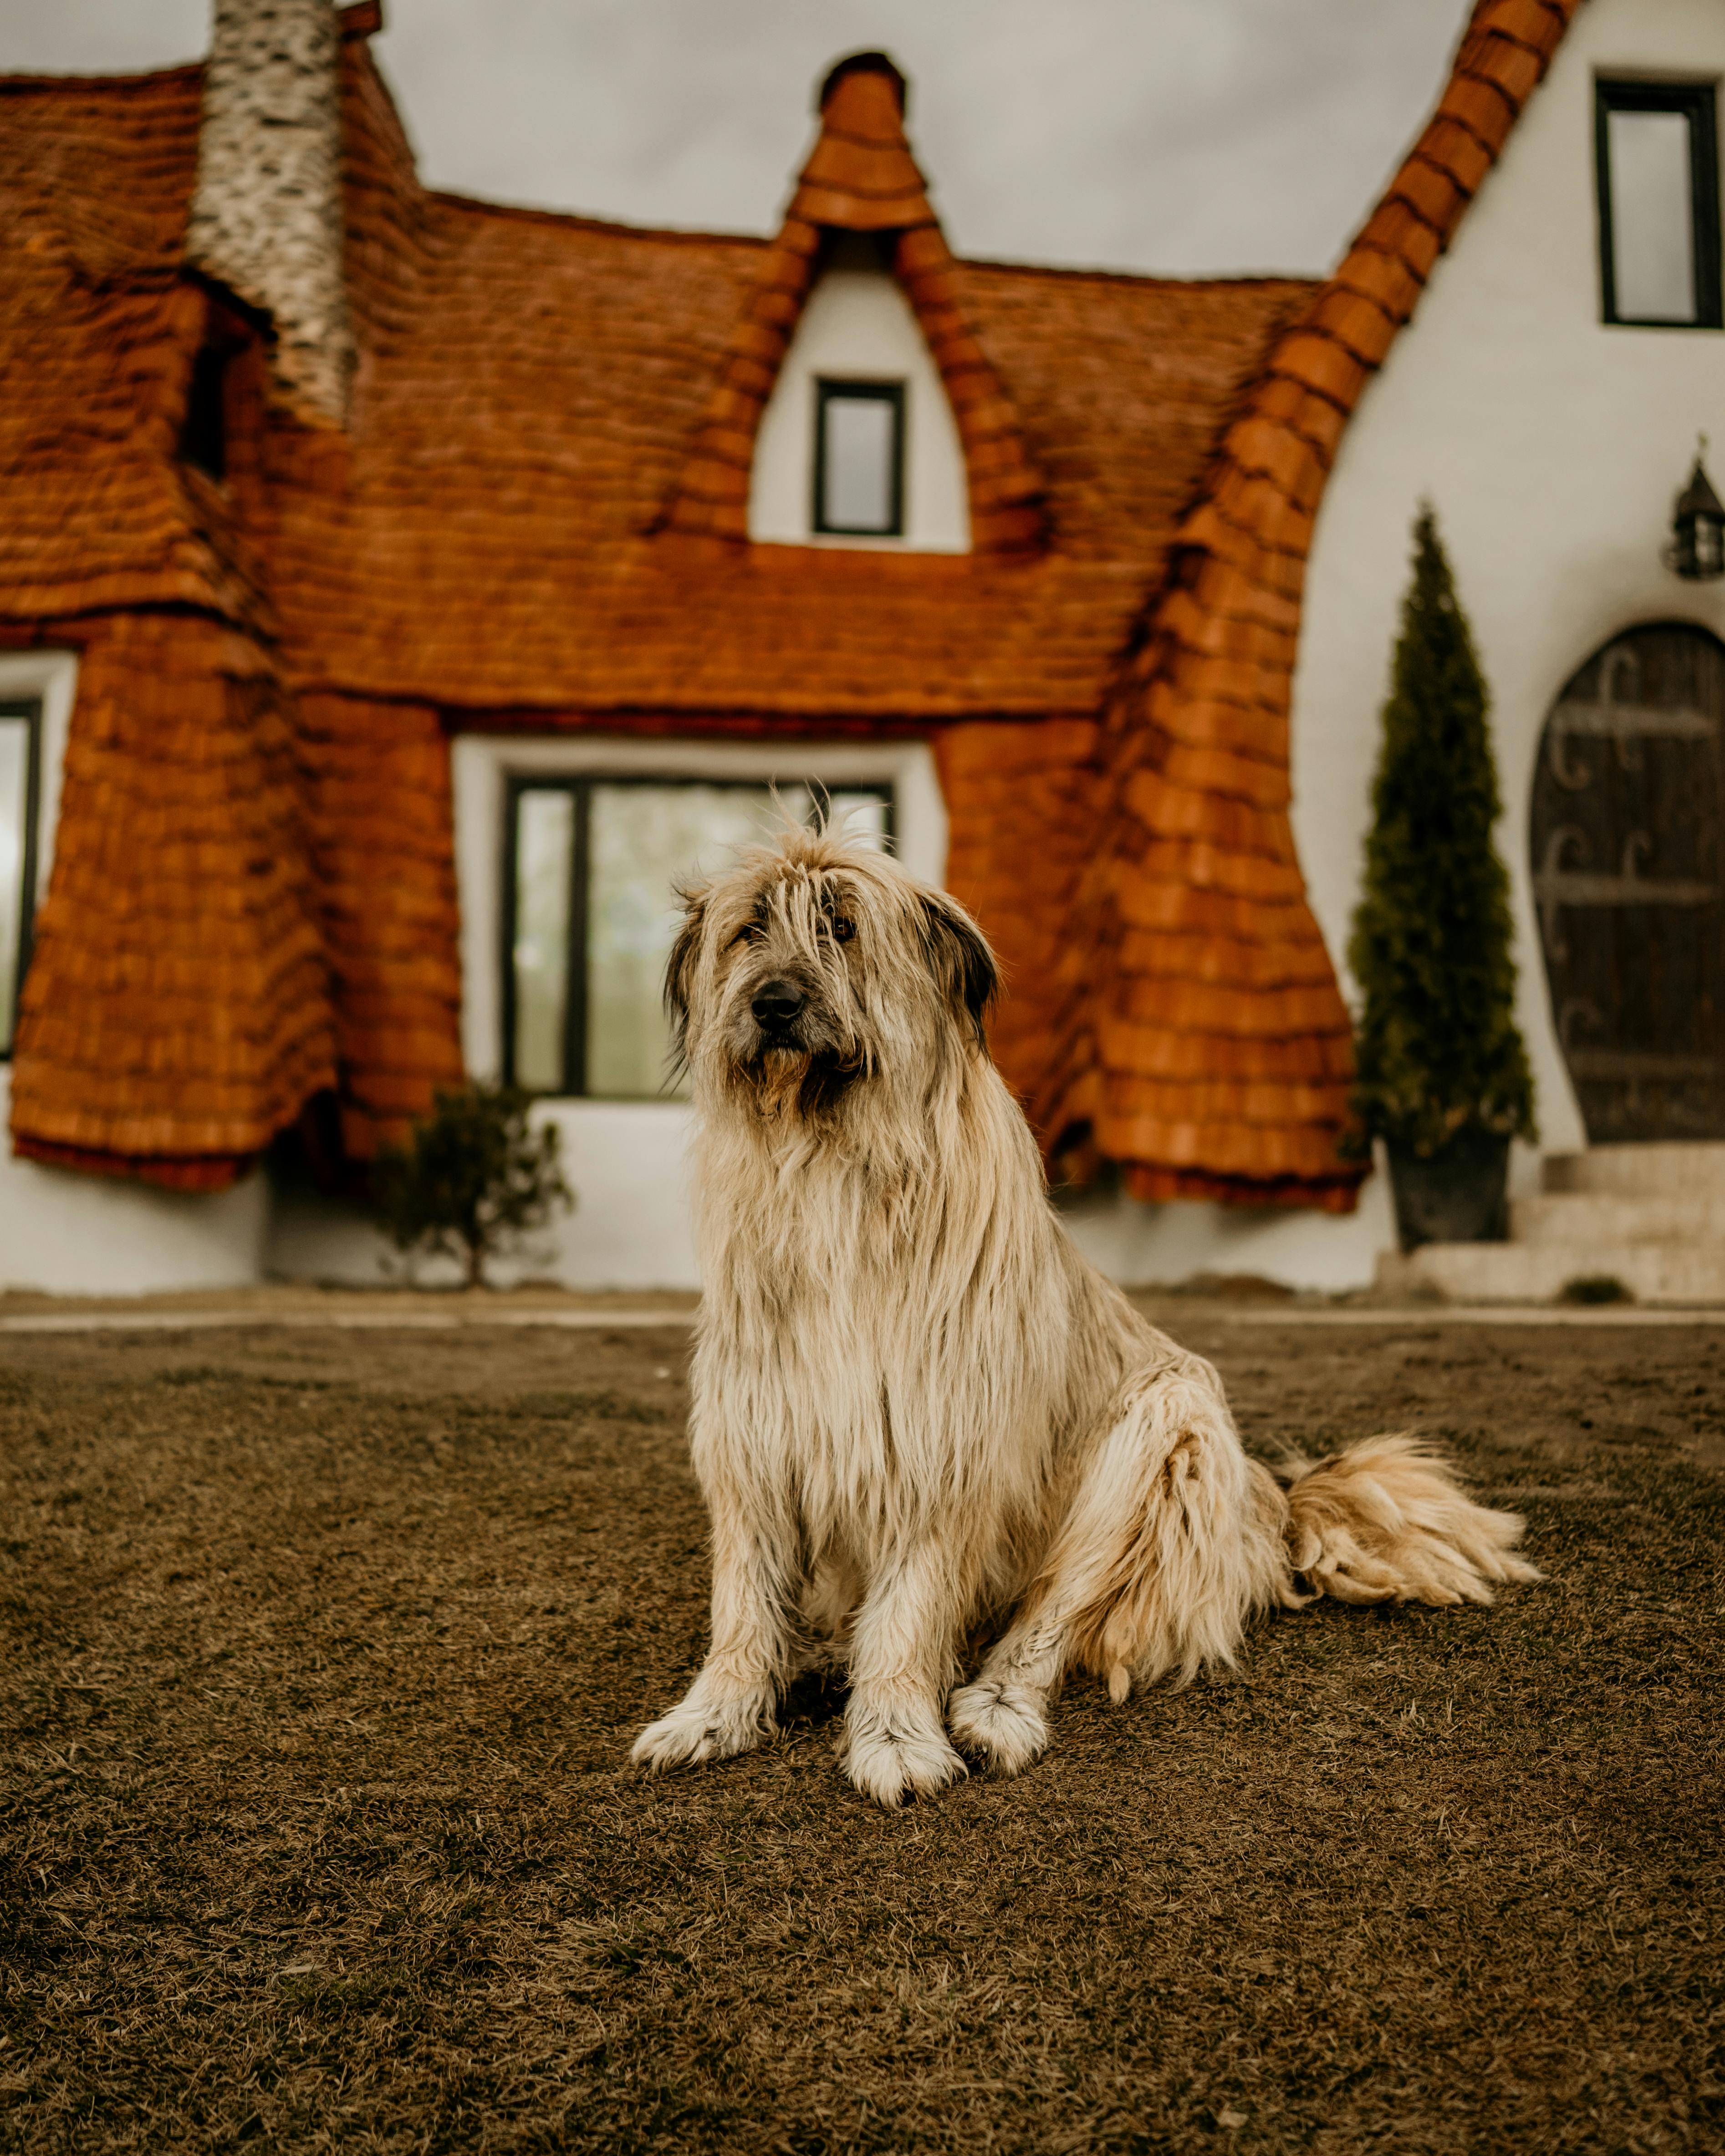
[1347,506,1536,1158]
[372,1081,572,1289]
[1560,1274,1634,1306]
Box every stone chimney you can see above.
[186,0,355,426]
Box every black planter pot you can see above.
[1386,1129,1511,1252]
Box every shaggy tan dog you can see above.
[631,828,1537,1807]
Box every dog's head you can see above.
[665,825,998,1120]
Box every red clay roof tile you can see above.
[8,612,335,1180]
[1310,288,1400,367]
[1416,115,1498,199]
[1440,72,1521,148]
[1333,242,1431,324]
[1029,0,1582,1206]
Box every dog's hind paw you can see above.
[629,1692,770,1776]
[947,1678,1049,1777]
[840,1709,966,1809]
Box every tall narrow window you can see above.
[180,340,232,479]
[0,699,42,1057]
[502,779,893,1098]
[510,787,578,1095]
[813,380,905,536]
[1597,80,1722,328]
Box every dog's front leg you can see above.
[631,1468,796,1778]
[839,1535,967,1809]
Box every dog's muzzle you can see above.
[750,978,807,1045]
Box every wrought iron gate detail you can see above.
[1530,623,1724,1141]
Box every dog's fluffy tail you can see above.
[1268,1434,1541,1608]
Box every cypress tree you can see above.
[1347,505,1536,1156]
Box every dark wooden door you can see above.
[1531,622,1725,1142]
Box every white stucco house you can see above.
[2,0,1723,1300]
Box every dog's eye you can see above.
[731,922,764,947]
[830,918,855,945]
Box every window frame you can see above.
[499,773,896,1099]
[500,773,590,1101]
[811,377,906,538]
[1595,77,1724,330]
[0,696,43,1061]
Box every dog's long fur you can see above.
[631,828,1538,1806]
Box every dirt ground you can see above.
[1,1309,1721,2155]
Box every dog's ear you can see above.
[919,890,998,1050]
[663,885,707,1049]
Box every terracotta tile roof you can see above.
[1026,0,1584,1208]
[8,613,336,1188]
[249,40,1313,721]
[296,691,464,1161]
[0,0,1580,1197]
[0,36,1307,719]
[0,66,255,627]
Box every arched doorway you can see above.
[1531,622,1724,1142]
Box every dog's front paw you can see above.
[840,1703,966,1809]
[947,1677,1049,1777]
[630,1691,771,1777]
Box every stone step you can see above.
[1543,1142,1725,1199]
[1511,1192,1725,1245]
[1379,1239,1725,1307]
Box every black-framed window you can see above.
[1596,79,1722,328]
[813,379,905,536]
[180,339,232,480]
[502,778,895,1099]
[0,698,42,1059]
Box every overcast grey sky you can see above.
[2,0,1474,275]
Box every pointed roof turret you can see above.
[791,53,929,229]
[663,51,1044,553]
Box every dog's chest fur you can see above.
[690,1113,1072,1549]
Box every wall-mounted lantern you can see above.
[1665,436,1725,581]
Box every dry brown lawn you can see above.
[1,1310,1722,2154]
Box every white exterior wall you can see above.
[0,1076,271,1294]
[1292,0,1725,1184]
[749,266,970,552]
[1057,1166,1398,1295]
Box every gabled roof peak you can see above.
[819,50,907,117]
[794,48,932,234]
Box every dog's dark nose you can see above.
[751,980,806,1029]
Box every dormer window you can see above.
[814,380,905,537]
[748,238,969,553]
[180,339,232,480]
[178,294,260,483]
[1596,80,1722,328]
